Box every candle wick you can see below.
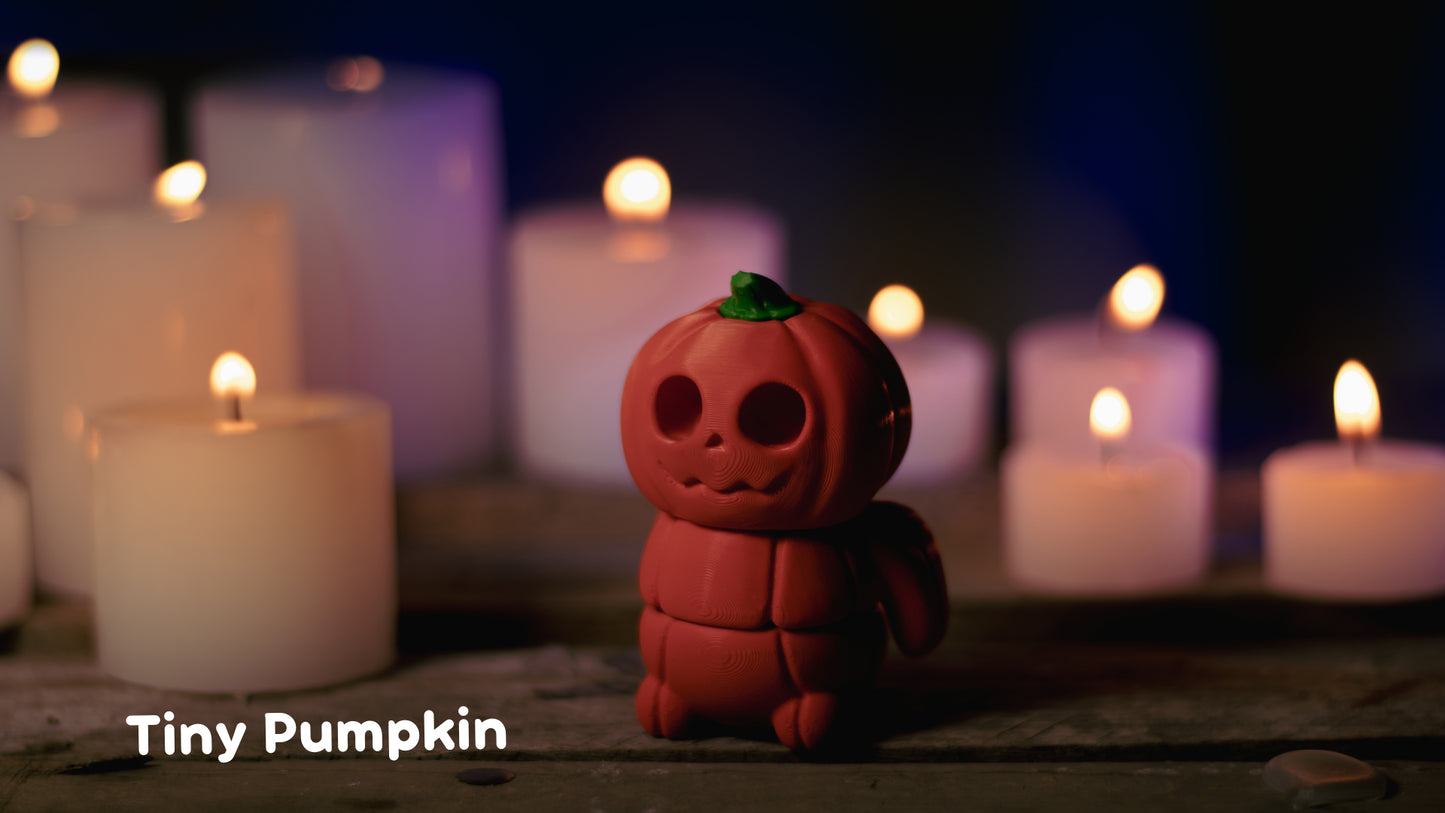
[1101,442,1120,468]
[229,395,242,423]
[1349,437,1370,468]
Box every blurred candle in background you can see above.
[93,353,394,693]
[0,39,158,472]
[1264,360,1445,601]
[195,59,502,480]
[21,162,299,596]
[867,284,992,485]
[511,157,784,484]
[1003,387,1210,594]
[1010,264,1216,456]
[0,471,28,628]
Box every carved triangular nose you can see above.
[704,432,723,448]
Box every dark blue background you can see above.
[7,1,1444,466]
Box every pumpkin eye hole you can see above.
[655,375,702,440]
[738,383,806,447]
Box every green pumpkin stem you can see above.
[717,271,802,321]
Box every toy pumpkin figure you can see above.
[620,271,948,750]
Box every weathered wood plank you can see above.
[3,633,1443,765]
[3,759,1442,813]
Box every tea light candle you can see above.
[511,157,785,484]
[867,285,992,484]
[196,59,502,480]
[1010,264,1215,455]
[93,353,394,693]
[1003,388,1210,594]
[22,162,300,596]
[0,40,158,471]
[0,471,29,628]
[1264,361,1445,600]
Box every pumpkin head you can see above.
[621,271,911,530]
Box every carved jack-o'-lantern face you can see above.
[621,272,911,530]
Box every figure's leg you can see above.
[774,613,887,749]
[636,607,696,738]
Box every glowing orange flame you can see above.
[1333,359,1380,442]
[210,352,256,400]
[603,157,671,223]
[1107,264,1165,332]
[867,285,924,340]
[154,161,207,208]
[8,39,58,100]
[1090,387,1132,443]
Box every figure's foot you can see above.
[636,676,694,739]
[771,692,843,750]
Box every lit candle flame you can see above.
[603,157,671,223]
[1090,387,1132,443]
[1107,264,1165,332]
[867,284,924,340]
[1333,359,1380,442]
[210,352,256,401]
[7,39,58,100]
[154,161,206,208]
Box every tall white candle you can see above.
[1264,361,1445,600]
[0,40,158,471]
[1003,388,1210,594]
[511,157,784,484]
[0,471,29,628]
[1010,265,1215,456]
[93,354,394,693]
[196,59,503,480]
[22,163,300,596]
[867,285,992,484]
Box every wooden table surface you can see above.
[2,473,1443,811]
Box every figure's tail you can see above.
[863,501,948,656]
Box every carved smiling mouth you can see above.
[657,461,790,501]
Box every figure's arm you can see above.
[863,501,948,656]
[638,511,672,608]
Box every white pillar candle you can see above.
[0,471,29,628]
[22,163,300,596]
[1010,265,1216,455]
[195,59,502,480]
[1003,388,1210,594]
[1264,361,1445,600]
[511,157,784,484]
[867,285,993,485]
[0,40,158,471]
[92,354,394,693]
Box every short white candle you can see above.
[511,157,784,484]
[1003,388,1210,594]
[0,40,158,471]
[867,285,992,484]
[22,163,300,596]
[92,353,394,693]
[1264,361,1445,600]
[1010,264,1216,456]
[195,59,503,480]
[0,471,29,628]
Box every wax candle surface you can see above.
[22,201,300,596]
[883,322,992,485]
[0,471,29,628]
[1264,441,1445,600]
[1010,317,1215,455]
[1002,445,1210,594]
[92,394,394,693]
[196,64,502,480]
[511,203,783,484]
[0,84,157,471]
